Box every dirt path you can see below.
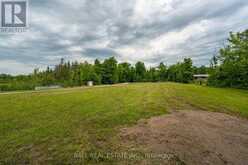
[119,110,248,165]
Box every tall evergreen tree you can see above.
[118,62,131,83]
[102,57,118,84]
[135,61,146,82]
[158,63,168,81]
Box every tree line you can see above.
[0,57,208,91]
[0,29,247,91]
[25,57,208,87]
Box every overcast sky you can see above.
[1,0,248,75]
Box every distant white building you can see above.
[193,74,209,79]
[87,81,94,87]
[193,74,209,85]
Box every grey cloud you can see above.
[1,0,248,74]
[83,48,119,59]
[109,0,247,48]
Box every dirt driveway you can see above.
[120,110,248,165]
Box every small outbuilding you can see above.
[193,74,209,85]
[87,81,94,87]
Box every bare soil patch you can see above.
[120,110,248,165]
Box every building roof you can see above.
[193,74,209,78]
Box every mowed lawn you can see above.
[0,83,248,164]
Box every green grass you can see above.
[0,83,247,164]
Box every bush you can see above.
[0,81,35,92]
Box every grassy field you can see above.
[0,83,248,164]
